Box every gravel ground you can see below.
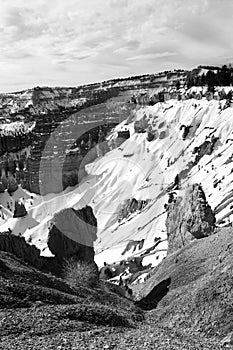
[0,307,230,350]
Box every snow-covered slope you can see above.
[1,98,233,271]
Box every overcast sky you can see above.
[0,0,233,92]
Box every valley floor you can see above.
[0,307,228,350]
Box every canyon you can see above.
[1,67,233,348]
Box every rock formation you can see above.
[193,135,219,164]
[0,69,189,196]
[166,184,216,253]
[134,118,148,133]
[147,131,155,142]
[0,232,42,268]
[0,206,98,275]
[7,175,18,193]
[118,198,149,222]
[0,182,5,193]
[13,200,27,218]
[47,206,97,263]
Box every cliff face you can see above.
[47,206,97,263]
[0,70,188,195]
[166,184,216,254]
[0,130,32,157]
[0,86,120,194]
[0,121,116,194]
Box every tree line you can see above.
[187,65,233,89]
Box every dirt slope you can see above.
[134,227,233,342]
[0,250,143,349]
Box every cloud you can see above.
[127,52,177,61]
[110,0,129,9]
[0,0,232,91]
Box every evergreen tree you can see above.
[206,71,216,91]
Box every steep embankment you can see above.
[87,98,233,269]
[134,227,233,342]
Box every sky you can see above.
[0,0,233,92]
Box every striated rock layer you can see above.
[0,70,188,195]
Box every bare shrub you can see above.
[63,258,99,289]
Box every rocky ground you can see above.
[0,250,143,349]
[0,306,229,349]
[0,227,233,349]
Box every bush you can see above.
[63,258,99,289]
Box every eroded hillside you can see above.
[1,96,233,275]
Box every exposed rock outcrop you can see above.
[118,198,149,222]
[13,200,27,218]
[121,239,145,255]
[147,131,155,142]
[0,232,42,268]
[0,206,98,275]
[47,206,97,263]
[180,124,193,140]
[166,184,215,253]
[0,182,5,193]
[134,117,148,133]
[0,131,32,157]
[117,130,130,140]
[193,135,219,164]
[0,70,189,196]
[7,175,18,193]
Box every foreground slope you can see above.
[0,250,143,349]
[0,247,230,349]
[134,227,233,344]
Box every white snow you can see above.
[1,98,233,268]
